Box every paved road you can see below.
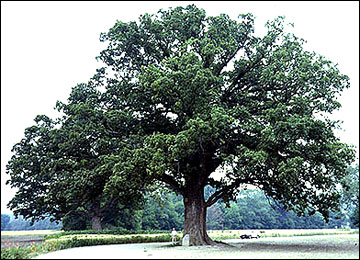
[35,234,359,259]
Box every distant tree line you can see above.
[206,188,354,230]
[1,214,62,231]
[59,185,357,231]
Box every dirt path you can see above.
[34,234,359,259]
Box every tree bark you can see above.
[90,198,103,231]
[91,215,102,231]
[183,186,214,246]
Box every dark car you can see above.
[240,231,260,239]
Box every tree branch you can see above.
[62,207,89,218]
[215,45,243,76]
[100,196,120,214]
[158,173,184,195]
[205,178,247,207]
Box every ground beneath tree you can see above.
[35,234,359,259]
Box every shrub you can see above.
[1,247,32,259]
[44,234,172,250]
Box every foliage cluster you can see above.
[340,164,359,227]
[206,188,356,230]
[1,247,32,259]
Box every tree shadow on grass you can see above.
[162,243,182,248]
[229,240,358,253]
[160,240,237,249]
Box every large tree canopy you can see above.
[6,4,356,245]
[97,5,355,245]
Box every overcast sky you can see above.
[1,1,359,214]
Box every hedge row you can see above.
[44,228,169,239]
[1,234,173,259]
[46,234,172,246]
[1,247,33,259]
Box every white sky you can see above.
[1,1,359,214]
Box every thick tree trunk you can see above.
[91,198,103,231]
[91,215,102,231]
[183,187,214,246]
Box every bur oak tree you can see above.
[98,5,355,245]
